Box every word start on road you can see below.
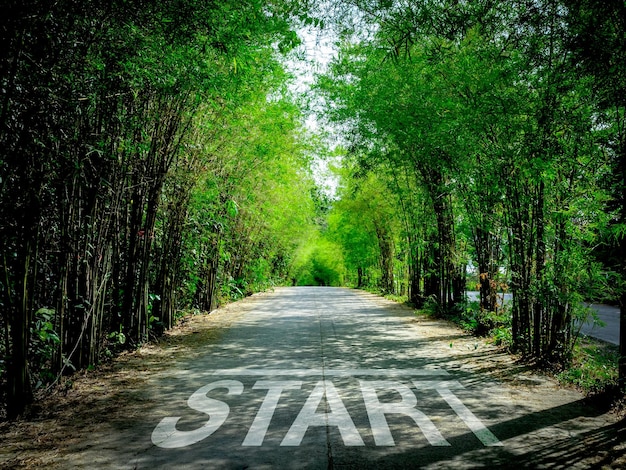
[151,368,503,449]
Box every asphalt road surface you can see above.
[77,287,619,469]
[580,302,620,345]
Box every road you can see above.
[56,287,620,469]
[580,302,620,345]
[467,291,620,345]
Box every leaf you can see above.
[226,198,239,217]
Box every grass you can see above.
[556,336,620,395]
[360,286,409,304]
[382,293,409,303]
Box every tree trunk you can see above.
[617,133,626,392]
[374,222,395,294]
[408,248,424,307]
[473,226,499,312]
[6,241,35,418]
[533,180,545,357]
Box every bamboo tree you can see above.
[318,0,614,362]
[0,0,310,417]
[561,0,626,386]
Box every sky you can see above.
[286,25,341,198]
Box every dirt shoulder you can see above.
[1,289,624,469]
[0,294,259,469]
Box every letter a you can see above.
[281,380,364,446]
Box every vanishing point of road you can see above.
[62,287,621,469]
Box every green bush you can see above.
[556,340,619,394]
[29,308,61,387]
[454,301,512,338]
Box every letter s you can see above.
[151,380,244,448]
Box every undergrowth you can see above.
[361,286,409,304]
[421,297,513,348]
[374,290,621,399]
[556,337,620,396]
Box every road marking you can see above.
[151,379,243,449]
[360,380,450,446]
[436,387,503,447]
[151,369,503,449]
[243,381,302,446]
[281,380,365,446]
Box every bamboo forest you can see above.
[1,0,625,421]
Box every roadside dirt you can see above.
[1,290,624,469]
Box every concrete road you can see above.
[82,287,618,469]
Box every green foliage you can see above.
[178,92,318,308]
[492,327,513,349]
[557,340,620,395]
[31,309,60,347]
[380,293,409,304]
[0,0,318,416]
[316,0,620,366]
[291,237,345,287]
[108,326,127,347]
[29,308,61,386]
[325,166,401,292]
[454,301,512,339]
[309,241,346,287]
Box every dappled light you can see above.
[1,288,623,468]
[1,0,625,467]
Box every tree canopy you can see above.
[1,0,625,418]
[0,0,318,418]
[314,0,625,376]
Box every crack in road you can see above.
[314,290,335,470]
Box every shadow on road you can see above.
[363,400,625,469]
[3,287,623,469]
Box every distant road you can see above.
[466,292,619,345]
[580,303,620,345]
